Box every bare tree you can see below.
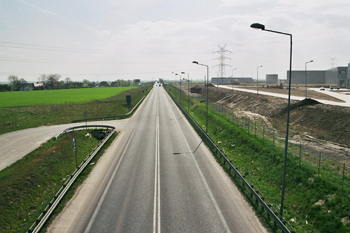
[65,77,72,88]
[46,74,61,89]
[8,75,21,91]
[37,74,47,83]
[19,78,28,90]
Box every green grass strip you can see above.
[0,87,138,107]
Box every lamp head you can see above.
[250,23,265,30]
[192,61,199,64]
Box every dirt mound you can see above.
[198,86,350,147]
[292,98,321,108]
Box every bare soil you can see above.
[187,84,350,165]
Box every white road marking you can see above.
[168,95,232,233]
[83,127,138,233]
[153,106,161,233]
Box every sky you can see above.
[0,0,349,83]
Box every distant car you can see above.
[320,87,325,91]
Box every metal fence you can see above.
[28,128,115,233]
[207,101,350,196]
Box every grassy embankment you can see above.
[168,85,350,233]
[0,86,150,135]
[0,129,116,233]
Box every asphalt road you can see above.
[0,119,130,171]
[48,85,267,233]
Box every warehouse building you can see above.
[287,65,349,87]
[211,77,253,84]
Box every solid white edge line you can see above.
[153,103,161,233]
[157,110,161,233]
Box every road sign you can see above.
[72,138,76,152]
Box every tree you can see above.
[46,74,61,89]
[0,84,11,92]
[37,74,47,83]
[65,77,73,88]
[82,79,90,88]
[19,78,28,90]
[8,75,22,91]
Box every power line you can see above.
[213,44,231,77]
[0,57,194,65]
[0,41,212,55]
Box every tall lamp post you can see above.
[192,61,209,134]
[305,60,313,99]
[172,72,178,99]
[251,23,292,219]
[257,65,263,94]
[181,72,190,113]
[231,68,237,91]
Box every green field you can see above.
[0,87,138,107]
[0,85,151,135]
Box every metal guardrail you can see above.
[71,95,146,123]
[167,89,295,233]
[28,129,115,233]
[55,125,115,139]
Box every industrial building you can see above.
[266,74,278,84]
[287,64,349,87]
[211,77,253,84]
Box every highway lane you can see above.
[48,85,267,232]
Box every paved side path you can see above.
[217,85,350,107]
[0,119,129,171]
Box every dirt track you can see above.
[187,84,350,165]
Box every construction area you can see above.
[182,83,350,165]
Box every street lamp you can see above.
[251,22,292,219]
[172,72,178,99]
[179,73,182,104]
[181,72,190,113]
[305,60,313,99]
[192,61,209,134]
[231,68,237,77]
[257,65,263,94]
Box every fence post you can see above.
[318,152,321,177]
[255,121,257,137]
[299,142,302,165]
[342,163,345,194]
[263,125,265,144]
